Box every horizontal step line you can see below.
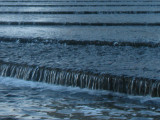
[0,11,160,14]
[1,0,160,2]
[0,22,160,26]
[0,37,160,48]
[1,5,160,7]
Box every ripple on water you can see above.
[0,77,160,120]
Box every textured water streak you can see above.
[2,4,160,7]
[1,0,160,2]
[1,21,160,26]
[0,61,160,97]
[1,11,160,14]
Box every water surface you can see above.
[0,77,160,120]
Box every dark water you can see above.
[0,0,160,119]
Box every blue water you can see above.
[0,77,160,120]
[0,0,160,119]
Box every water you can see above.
[0,0,160,119]
[1,14,160,24]
[0,6,160,11]
[0,26,160,44]
[0,76,160,120]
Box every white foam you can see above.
[0,76,108,95]
[0,76,160,103]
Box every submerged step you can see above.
[1,2,160,5]
[1,4,160,7]
[1,11,160,14]
[0,37,160,47]
[1,21,160,26]
[1,0,160,2]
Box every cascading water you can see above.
[0,0,160,119]
[0,61,160,97]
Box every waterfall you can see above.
[0,61,160,97]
